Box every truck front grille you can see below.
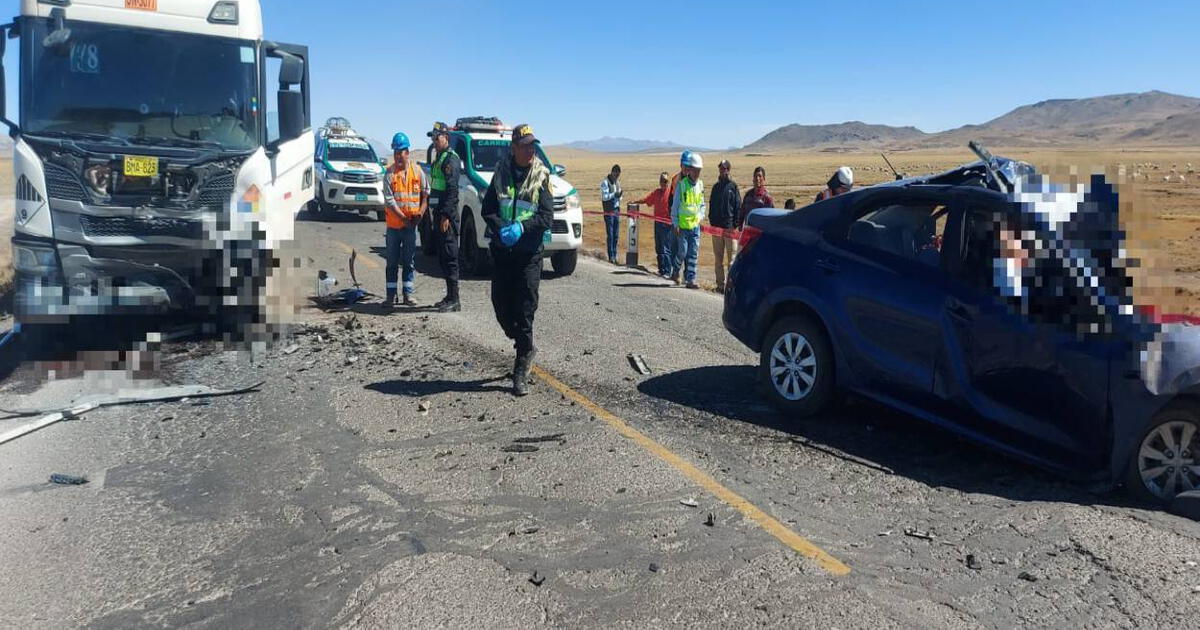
[343,187,377,196]
[43,162,87,201]
[196,174,235,211]
[342,172,378,184]
[80,215,202,240]
[553,196,567,212]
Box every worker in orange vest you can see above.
[382,132,429,308]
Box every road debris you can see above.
[903,528,936,541]
[501,444,539,453]
[1018,571,1039,582]
[648,563,660,573]
[282,344,301,355]
[704,513,715,527]
[788,436,894,474]
[966,554,982,570]
[680,498,699,508]
[513,433,566,444]
[418,400,431,413]
[529,571,545,586]
[49,473,88,486]
[627,354,651,375]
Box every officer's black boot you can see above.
[383,291,396,312]
[436,280,460,313]
[512,345,536,396]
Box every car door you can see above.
[819,190,954,407]
[937,197,1114,471]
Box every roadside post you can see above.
[625,202,639,267]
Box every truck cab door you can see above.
[261,43,314,242]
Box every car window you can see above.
[454,137,469,165]
[844,200,950,267]
[960,207,1000,288]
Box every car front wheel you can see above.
[758,315,834,417]
[1126,402,1200,503]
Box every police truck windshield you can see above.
[327,144,377,163]
[21,19,261,151]
[471,139,553,172]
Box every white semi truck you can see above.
[3,0,312,348]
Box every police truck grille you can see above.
[80,215,202,239]
[552,220,569,234]
[342,172,378,184]
[553,196,567,212]
[343,187,377,196]
[43,162,88,201]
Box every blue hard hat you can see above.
[391,132,410,151]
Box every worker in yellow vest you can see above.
[381,132,428,308]
[671,150,706,289]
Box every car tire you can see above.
[758,315,835,417]
[316,187,332,218]
[550,250,578,276]
[1124,401,1200,504]
[460,213,492,277]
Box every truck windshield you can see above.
[327,144,377,163]
[471,139,553,172]
[21,18,261,151]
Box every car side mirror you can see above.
[553,164,566,176]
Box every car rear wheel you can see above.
[758,316,834,417]
[551,250,578,276]
[460,212,492,277]
[1125,402,1200,504]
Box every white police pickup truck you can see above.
[312,118,387,221]
[421,117,583,276]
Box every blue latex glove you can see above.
[499,222,523,247]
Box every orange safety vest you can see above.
[386,163,423,229]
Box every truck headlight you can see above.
[326,170,342,182]
[566,193,581,210]
[14,243,59,275]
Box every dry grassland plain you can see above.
[549,146,1200,314]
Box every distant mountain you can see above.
[742,121,927,151]
[742,90,1200,152]
[559,136,702,153]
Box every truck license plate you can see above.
[354,193,368,201]
[123,156,159,177]
[125,0,158,11]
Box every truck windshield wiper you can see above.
[26,130,129,145]
[128,135,223,149]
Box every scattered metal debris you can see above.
[49,473,88,486]
[1018,571,1038,582]
[648,563,659,573]
[788,436,894,474]
[966,554,982,570]
[680,498,699,508]
[529,571,545,586]
[418,400,431,413]
[627,354,651,375]
[903,528,935,541]
[513,433,566,444]
[282,344,301,355]
[704,513,715,527]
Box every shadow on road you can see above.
[612,282,676,289]
[297,209,379,223]
[366,377,510,397]
[637,364,1130,507]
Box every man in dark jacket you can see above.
[480,124,555,396]
[427,122,463,312]
[709,160,740,293]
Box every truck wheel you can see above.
[375,209,386,222]
[758,315,835,418]
[551,250,578,276]
[460,213,492,277]
[1125,401,1200,504]
[316,188,332,218]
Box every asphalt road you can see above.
[1,208,1199,628]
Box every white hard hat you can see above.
[681,150,704,169]
[836,166,854,186]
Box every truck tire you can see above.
[551,250,578,276]
[375,209,386,222]
[316,187,332,218]
[460,213,492,277]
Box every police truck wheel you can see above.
[551,250,578,276]
[758,316,835,417]
[1125,402,1200,504]
[461,214,492,277]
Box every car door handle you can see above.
[946,298,972,322]
[816,259,840,274]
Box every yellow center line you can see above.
[531,365,851,576]
[332,240,381,270]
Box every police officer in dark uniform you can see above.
[427,122,463,312]
[481,124,554,396]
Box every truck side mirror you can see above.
[278,91,304,142]
[0,22,16,135]
[277,51,304,87]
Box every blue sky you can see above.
[6,1,1200,149]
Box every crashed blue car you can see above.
[724,144,1200,503]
